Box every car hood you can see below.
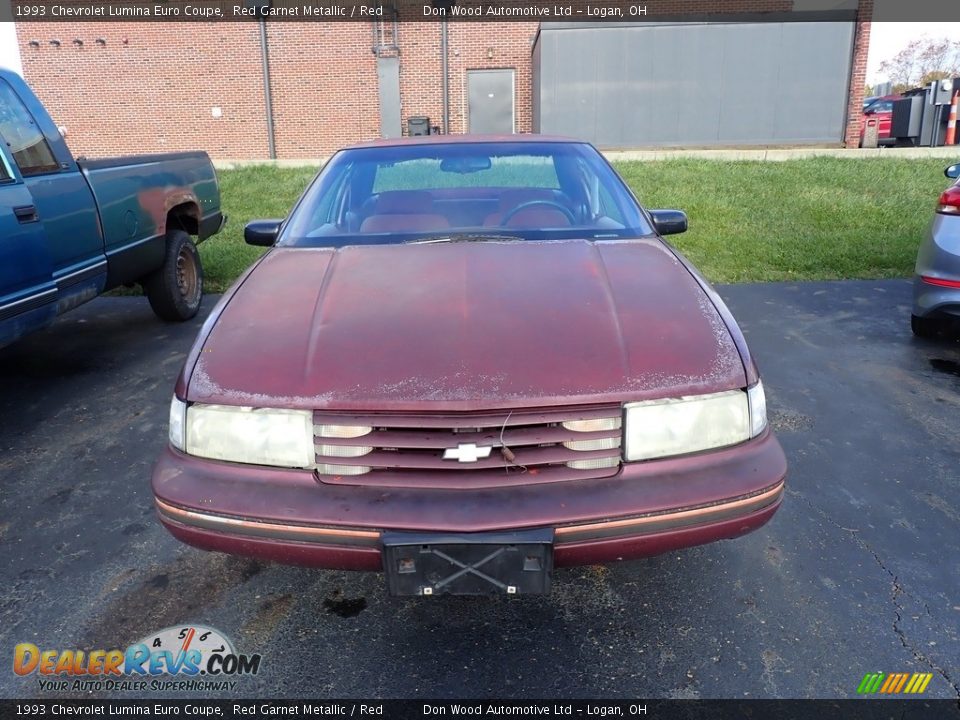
[187,240,746,410]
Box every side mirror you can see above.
[945,164,960,180]
[649,209,688,236]
[244,219,283,247]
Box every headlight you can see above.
[184,404,314,468]
[623,389,751,462]
[169,396,187,451]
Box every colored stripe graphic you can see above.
[880,674,897,693]
[857,672,932,694]
[856,673,876,694]
[857,673,884,694]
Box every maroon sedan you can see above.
[153,136,786,596]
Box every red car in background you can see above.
[860,95,902,146]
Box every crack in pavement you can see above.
[787,489,960,699]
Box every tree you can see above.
[879,36,960,89]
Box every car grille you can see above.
[312,405,623,488]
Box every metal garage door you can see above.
[377,56,402,139]
[468,69,515,134]
[532,22,856,147]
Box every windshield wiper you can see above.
[405,233,525,245]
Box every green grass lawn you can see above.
[196,157,953,293]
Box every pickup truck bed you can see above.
[0,69,225,348]
[78,152,225,289]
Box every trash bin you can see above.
[408,117,431,136]
[862,118,879,149]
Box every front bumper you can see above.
[152,429,787,571]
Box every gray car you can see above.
[912,163,960,338]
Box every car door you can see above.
[0,77,106,311]
[0,140,57,348]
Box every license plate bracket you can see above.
[382,529,554,597]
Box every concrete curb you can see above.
[212,145,960,170]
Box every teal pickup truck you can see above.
[0,69,224,348]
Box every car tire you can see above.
[144,229,204,322]
[911,314,948,339]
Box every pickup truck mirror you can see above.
[649,209,688,236]
[946,164,960,180]
[244,219,283,247]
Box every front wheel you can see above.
[144,230,204,321]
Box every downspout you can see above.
[259,18,277,159]
[441,20,449,134]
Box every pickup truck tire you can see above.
[144,230,203,321]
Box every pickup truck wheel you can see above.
[145,230,203,321]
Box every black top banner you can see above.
[4,0,960,23]
[2,699,960,720]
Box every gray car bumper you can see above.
[912,213,960,319]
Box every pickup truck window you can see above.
[0,81,59,177]
[0,154,11,182]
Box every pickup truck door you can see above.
[0,77,106,313]
[0,139,57,348]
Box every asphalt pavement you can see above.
[1,279,958,700]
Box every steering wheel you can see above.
[499,200,576,227]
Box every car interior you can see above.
[353,188,581,233]
[295,146,639,240]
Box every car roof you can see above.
[341,134,587,150]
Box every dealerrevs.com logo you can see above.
[13,625,261,692]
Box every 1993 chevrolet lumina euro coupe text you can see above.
[152,136,787,596]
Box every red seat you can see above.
[358,190,450,233]
[374,190,435,215]
[360,214,450,233]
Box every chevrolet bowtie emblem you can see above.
[443,443,493,463]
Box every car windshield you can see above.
[279,141,652,247]
[865,99,894,113]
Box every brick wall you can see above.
[14,2,872,159]
[388,20,538,135]
[262,24,381,157]
[15,22,271,158]
[446,22,538,134]
[844,0,872,147]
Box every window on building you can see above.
[0,81,59,177]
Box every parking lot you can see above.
[1,279,958,700]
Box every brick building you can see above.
[13,1,872,159]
